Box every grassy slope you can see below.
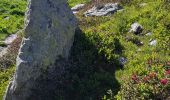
[76,0,170,80]
[72,0,170,99]
[0,0,170,99]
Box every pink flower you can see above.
[131,75,137,81]
[166,70,170,75]
[143,76,150,82]
[160,79,168,85]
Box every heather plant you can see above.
[115,60,170,100]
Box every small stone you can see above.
[117,9,124,12]
[4,34,17,45]
[137,41,144,46]
[0,46,5,52]
[71,4,85,11]
[84,3,122,17]
[146,32,152,36]
[0,47,8,58]
[4,17,10,20]
[119,57,127,65]
[149,40,157,46]
[130,22,143,35]
[139,3,147,7]
[137,48,142,52]
[73,11,78,14]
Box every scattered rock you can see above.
[146,32,152,36]
[84,3,122,16]
[149,40,157,46]
[0,46,4,51]
[71,4,85,14]
[4,34,17,45]
[4,0,77,100]
[136,41,144,46]
[139,3,147,7]
[117,9,124,12]
[4,16,10,20]
[130,22,143,35]
[125,37,144,46]
[0,32,21,59]
[0,47,8,58]
[0,34,18,58]
[137,48,142,52]
[119,57,127,65]
[0,37,22,71]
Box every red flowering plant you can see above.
[117,59,170,99]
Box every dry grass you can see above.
[0,37,22,70]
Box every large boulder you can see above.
[4,0,77,100]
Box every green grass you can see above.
[75,0,170,99]
[0,66,15,99]
[68,0,90,7]
[0,0,26,41]
[0,0,26,99]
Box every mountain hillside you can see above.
[0,0,170,99]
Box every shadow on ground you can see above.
[29,28,122,100]
[64,28,121,100]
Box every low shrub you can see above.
[115,60,170,100]
[0,66,15,99]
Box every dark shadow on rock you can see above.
[28,58,69,100]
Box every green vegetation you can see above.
[0,0,170,99]
[0,66,15,99]
[68,0,90,7]
[115,61,170,99]
[69,0,170,99]
[0,0,26,99]
[0,0,26,41]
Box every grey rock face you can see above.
[84,3,122,16]
[4,0,77,100]
[130,23,143,35]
